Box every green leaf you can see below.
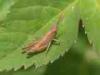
[0,0,79,71]
[0,66,47,75]
[0,0,16,21]
[80,0,100,55]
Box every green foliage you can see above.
[80,0,100,55]
[0,0,100,75]
[0,0,79,71]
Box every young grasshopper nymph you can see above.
[22,14,63,54]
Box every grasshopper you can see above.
[22,14,63,54]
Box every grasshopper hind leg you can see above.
[22,41,38,54]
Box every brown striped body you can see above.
[23,24,57,54]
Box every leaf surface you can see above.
[80,0,100,55]
[0,0,79,71]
